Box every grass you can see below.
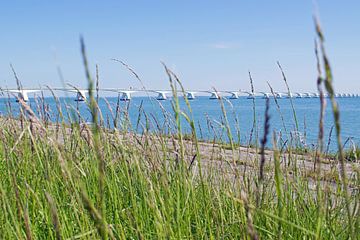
[0,20,359,240]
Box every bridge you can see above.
[0,87,359,102]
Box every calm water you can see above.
[1,96,359,152]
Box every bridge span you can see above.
[0,87,359,102]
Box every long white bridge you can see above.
[0,87,359,102]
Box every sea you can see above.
[0,96,359,153]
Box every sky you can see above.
[0,0,359,93]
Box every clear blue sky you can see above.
[0,0,359,93]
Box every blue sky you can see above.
[0,0,359,93]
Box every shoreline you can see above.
[1,115,359,187]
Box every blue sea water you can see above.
[0,96,359,152]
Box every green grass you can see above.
[0,20,359,240]
[1,117,358,239]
